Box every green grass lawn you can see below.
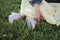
[0,0,60,40]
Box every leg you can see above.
[34,4,42,22]
[29,0,42,22]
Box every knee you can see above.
[34,17,41,22]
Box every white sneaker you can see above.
[8,12,20,23]
[8,15,14,23]
[26,17,37,29]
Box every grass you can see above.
[0,0,60,40]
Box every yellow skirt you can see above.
[20,0,60,26]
